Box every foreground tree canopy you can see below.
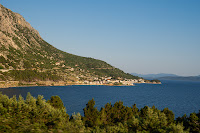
[0,93,199,132]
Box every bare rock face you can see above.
[0,4,41,38]
[0,4,42,51]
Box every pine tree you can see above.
[188,113,200,132]
[162,108,175,125]
[83,98,100,127]
[47,95,65,109]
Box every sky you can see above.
[1,0,200,76]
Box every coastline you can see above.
[0,80,161,89]
[0,82,134,88]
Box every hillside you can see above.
[0,4,140,86]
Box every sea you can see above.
[0,80,200,118]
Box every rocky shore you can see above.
[0,79,161,88]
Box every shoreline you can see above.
[0,83,135,89]
[0,81,161,89]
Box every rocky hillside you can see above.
[0,4,139,84]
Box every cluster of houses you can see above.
[76,77,146,86]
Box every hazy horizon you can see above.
[1,0,200,76]
[131,72,200,77]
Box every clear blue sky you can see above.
[1,0,200,76]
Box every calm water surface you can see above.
[1,80,200,117]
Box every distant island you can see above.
[132,73,200,82]
[159,76,200,82]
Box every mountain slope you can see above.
[0,4,139,84]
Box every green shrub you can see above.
[0,65,3,69]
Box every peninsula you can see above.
[0,4,160,88]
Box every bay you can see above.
[0,80,200,118]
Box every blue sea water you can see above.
[0,80,200,118]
